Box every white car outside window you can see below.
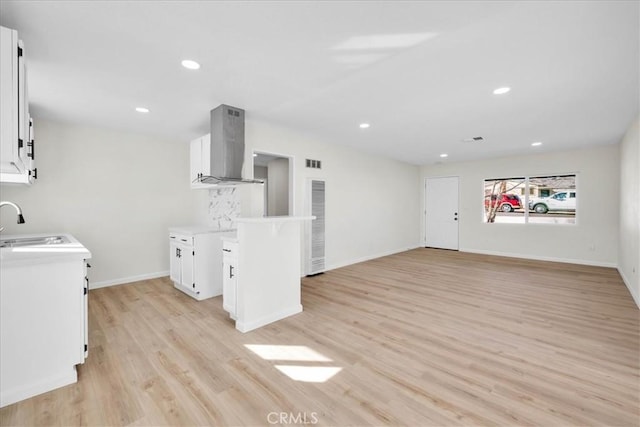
[529,191,576,213]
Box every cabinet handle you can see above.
[28,141,34,159]
[229,265,234,279]
[181,239,188,242]
[223,248,231,252]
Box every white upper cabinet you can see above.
[1,25,35,185]
[189,134,211,189]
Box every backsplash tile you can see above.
[207,187,239,230]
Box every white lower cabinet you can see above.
[222,239,238,318]
[169,237,194,291]
[169,228,234,301]
[0,235,91,408]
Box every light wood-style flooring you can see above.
[1,249,638,426]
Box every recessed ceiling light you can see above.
[181,59,200,70]
[440,153,448,158]
[493,87,511,95]
[135,107,149,113]
[359,123,370,129]
[531,141,543,147]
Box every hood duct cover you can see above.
[199,104,263,185]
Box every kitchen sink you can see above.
[0,235,70,248]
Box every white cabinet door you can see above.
[169,235,195,293]
[169,240,182,284]
[181,246,194,292]
[190,134,211,189]
[1,26,33,184]
[201,134,210,178]
[0,26,23,175]
[223,257,237,317]
[26,117,35,183]
[83,261,89,359]
[222,240,238,317]
[189,136,202,186]
[17,39,27,169]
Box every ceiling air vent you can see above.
[462,136,484,143]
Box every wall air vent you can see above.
[306,159,322,169]
[306,179,325,275]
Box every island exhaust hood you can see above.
[198,104,263,185]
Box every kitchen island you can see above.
[222,216,314,333]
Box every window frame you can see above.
[482,173,578,226]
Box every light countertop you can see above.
[0,233,91,265]
[235,216,315,223]
[169,226,236,235]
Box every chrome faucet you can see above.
[0,201,25,232]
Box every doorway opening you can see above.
[253,151,294,216]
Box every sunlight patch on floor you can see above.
[244,344,342,383]
[274,365,342,383]
[244,344,333,362]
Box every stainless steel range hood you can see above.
[198,104,263,185]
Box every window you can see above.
[484,177,526,223]
[484,174,576,224]
[528,175,576,224]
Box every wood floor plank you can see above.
[1,248,638,426]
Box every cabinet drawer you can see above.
[169,233,194,246]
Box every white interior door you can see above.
[425,176,459,250]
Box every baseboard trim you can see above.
[236,304,303,333]
[460,248,617,269]
[90,271,169,289]
[618,267,640,309]
[325,245,421,272]
[0,368,77,408]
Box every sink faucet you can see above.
[0,201,25,232]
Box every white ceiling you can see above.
[1,1,638,165]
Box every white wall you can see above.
[0,119,195,287]
[618,116,640,307]
[243,119,421,271]
[267,158,289,216]
[421,145,620,267]
[7,118,419,286]
[254,166,267,179]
